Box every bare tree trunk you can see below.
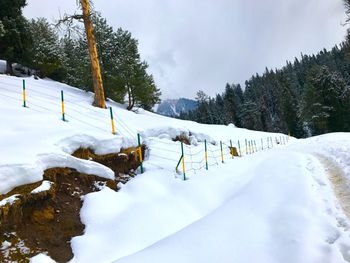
[80,0,106,108]
[6,60,13,75]
[127,86,133,110]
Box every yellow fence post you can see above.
[109,106,116,135]
[181,142,186,180]
[22,79,27,107]
[205,139,208,170]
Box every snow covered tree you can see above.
[0,0,32,74]
[300,66,350,134]
[239,101,261,130]
[60,36,91,89]
[28,18,62,78]
[0,21,4,38]
[92,14,125,102]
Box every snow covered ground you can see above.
[1,73,350,263]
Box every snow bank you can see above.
[0,74,282,193]
[0,153,114,194]
[115,151,350,263]
[30,254,56,263]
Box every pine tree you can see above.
[300,65,350,134]
[29,18,62,78]
[0,20,4,38]
[0,0,32,74]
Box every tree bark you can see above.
[79,0,106,108]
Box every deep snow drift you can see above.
[1,73,350,263]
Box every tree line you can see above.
[179,44,350,138]
[0,0,161,110]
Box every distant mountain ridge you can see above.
[156,98,198,117]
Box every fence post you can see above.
[205,139,208,170]
[22,79,26,107]
[230,140,233,159]
[61,90,66,121]
[261,138,263,150]
[181,142,186,180]
[254,141,257,152]
[137,133,144,174]
[248,140,251,154]
[270,137,273,148]
[220,141,224,163]
[238,140,242,157]
[109,107,116,135]
[245,139,248,155]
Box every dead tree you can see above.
[79,0,105,108]
[57,0,106,108]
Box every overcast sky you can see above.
[24,0,347,99]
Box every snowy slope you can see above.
[0,74,281,194]
[1,74,350,263]
[115,142,350,263]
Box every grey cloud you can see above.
[24,0,347,99]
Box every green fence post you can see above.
[220,141,224,163]
[22,79,26,107]
[254,141,257,152]
[181,142,186,180]
[109,107,116,135]
[137,133,144,174]
[205,139,208,170]
[61,90,66,121]
[238,140,242,157]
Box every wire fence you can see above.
[0,79,137,140]
[0,79,290,180]
[144,133,290,180]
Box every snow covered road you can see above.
[113,148,350,263]
[68,136,350,263]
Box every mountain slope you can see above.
[156,98,198,117]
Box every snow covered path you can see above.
[68,136,350,263]
[112,148,350,263]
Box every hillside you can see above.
[0,75,350,263]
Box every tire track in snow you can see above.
[316,155,350,221]
[313,154,350,263]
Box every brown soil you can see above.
[0,146,144,262]
[72,146,145,181]
[173,134,191,145]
